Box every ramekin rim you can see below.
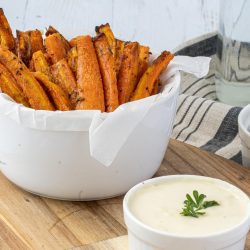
[238,104,250,138]
[123,174,250,240]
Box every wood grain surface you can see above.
[0,139,249,250]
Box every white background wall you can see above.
[0,0,219,52]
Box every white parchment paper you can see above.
[0,55,211,166]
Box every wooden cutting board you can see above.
[0,139,249,250]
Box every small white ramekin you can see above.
[123,175,250,250]
[238,104,250,168]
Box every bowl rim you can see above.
[123,174,250,240]
[0,72,181,132]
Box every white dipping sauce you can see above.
[129,177,249,236]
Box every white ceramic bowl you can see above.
[123,175,250,250]
[0,73,180,200]
[238,104,250,168]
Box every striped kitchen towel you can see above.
[172,34,242,164]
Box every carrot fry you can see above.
[115,39,125,75]
[138,45,150,80]
[95,23,116,58]
[44,52,52,65]
[67,46,78,74]
[29,57,35,71]
[0,9,15,51]
[117,42,139,104]
[94,34,119,112]
[32,50,52,79]
[130,51,174,101]
[0,63,29,106]
[75,35,105,111]
[33,72,71,111]
[50,58,77,106]
[45,26,69,46]
[45,26,58,36]
[16,30,31,66]
[45,25,71,52]
[69,37,78,47]
[0,46,54,110]
[151,78,161,95]
[45,33,70,64]
[29,29,44,54]
[0,9,175,111]
[16,29,44,67]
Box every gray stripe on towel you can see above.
[201,107,242,153]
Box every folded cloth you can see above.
[172,34,242,164]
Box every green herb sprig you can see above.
[180,190,219,218]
